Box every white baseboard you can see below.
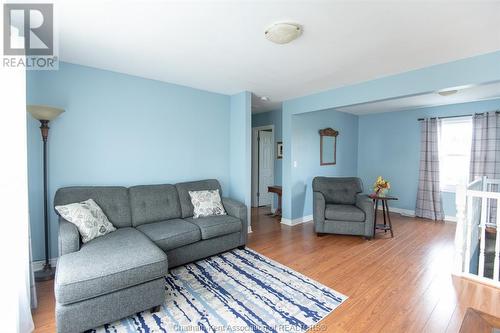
[32,257,58,272]
[280,208,455,227]
[444,215,457,223]
[379,206,456,222]
[384,206,416,217]
[281,215,313,226]
[279,207,455,227]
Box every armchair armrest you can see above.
[222,197,248,246]
[313,191,326,232]
[59,217,80,256]
[355,194,375,237]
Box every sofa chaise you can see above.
[312,176,374,239]
[53,179,247,333]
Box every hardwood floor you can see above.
[32,208,500,332]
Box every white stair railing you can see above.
[478,177,487,277]
[454,177,500,287]
[454,185,467,274]
[495,207,500,282]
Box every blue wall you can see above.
[27,62,234,261]
[358,98,500,218]
[291,108,358,219]
[252,109,283,186]
[282,51,500,220]
[26,51,500,258]
[229,92,252,222]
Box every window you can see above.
[439,117,472,192]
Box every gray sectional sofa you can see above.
[53,179,247,333]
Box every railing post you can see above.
[479,177,488,277]
[495,201,500,281]
[464,187,475,274]
[454,184,467,275]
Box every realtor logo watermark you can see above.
[3,3,58,69]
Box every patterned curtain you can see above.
[470,112,500,180]
[470,111,500,224]
[415,118,445,220]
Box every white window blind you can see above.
[439,116,473,192]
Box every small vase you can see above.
[376,188,388,197]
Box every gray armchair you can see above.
[312,177,374,239]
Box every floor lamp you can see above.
[27,105,64,281]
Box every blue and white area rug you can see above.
[91,248,347,332]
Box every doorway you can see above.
[252,125,275,207]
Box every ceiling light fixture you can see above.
[260,96,270,101]
[265,22,302,44]
[437,89,458,97]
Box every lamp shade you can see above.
[27,105,64,121]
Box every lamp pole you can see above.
[35,119,55,281]
[27,105,64,281]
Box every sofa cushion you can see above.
[325,204,366,222]
[54,186,132,228]
[185,215,242,240]
[129,184,181,226]
[312,177,363,205]
[136,219,201,251]
[189,189,226,218]
[55,228,168,305]
[176,179,222,218]
[55,199,116,243]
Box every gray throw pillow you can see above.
[188,189,227,218]
[55,199,116,243]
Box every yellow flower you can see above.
[373,176,390,192]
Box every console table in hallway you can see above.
[267,185,282,218]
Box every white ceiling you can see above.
[56,1,500,112]
[335,81,500,115]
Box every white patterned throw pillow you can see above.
[188,189,227,218]
[55,199,116,243]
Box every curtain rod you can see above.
[417,111,500,121]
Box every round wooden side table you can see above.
[369,194,398,238]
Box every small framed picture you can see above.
[277,141,283,159]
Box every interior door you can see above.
[258,130,274,206]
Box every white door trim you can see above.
[251,125,274,207]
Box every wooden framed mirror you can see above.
[319,128,339,166]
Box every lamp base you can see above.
[34,263,55,282]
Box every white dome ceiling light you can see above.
[437,84,474,97]
[265,22,302,44]
[438,89,459,96]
